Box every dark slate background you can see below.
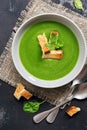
[0,0,87,130]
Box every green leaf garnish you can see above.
[74,0,83,10]
[46,43,55,50]
[49,33,58,44]
[23,101,45,113]
[46,31,64,50]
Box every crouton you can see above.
[14,83,32,100]
[42,50,63,60]
[37,33,50,54]
[66,106,81,117]
[50,31,59,36]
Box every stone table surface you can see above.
[0,0,87,130]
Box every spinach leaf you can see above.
[74,0,83,10]
[23,101,45,113]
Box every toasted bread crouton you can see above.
[42,50,63,60]
[14,83,24,100]
[66,106,81,117]
[14,83,32,100]
[37,33,50,54]
[50,31,59,36]
[21,89,32,100]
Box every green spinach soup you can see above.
[19,21,79,80]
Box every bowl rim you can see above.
[12,13,87,88]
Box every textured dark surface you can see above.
[0,0,87,130]
[55,0,87,17]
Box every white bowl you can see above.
[12,14,87,88]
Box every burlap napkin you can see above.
[0,0,87,105]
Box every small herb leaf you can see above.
[46,43,55,50]
[49,33,58,44]
[55,42,63,49]
[46,31,64,50]
[74,0,83,10]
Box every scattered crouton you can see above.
[37,33,50,54]
[21,89,32,100]
[42,50,63,60]
[66,106,81,117]
[14,83,32,100]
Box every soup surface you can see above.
[19,21,79,80]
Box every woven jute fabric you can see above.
[0,0,87,105]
